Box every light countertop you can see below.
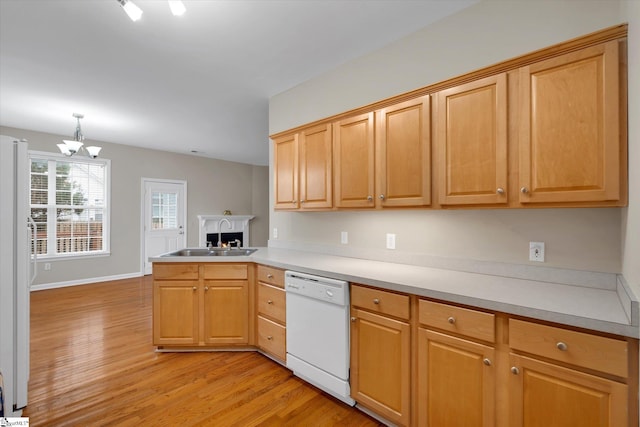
[150,247,638,338]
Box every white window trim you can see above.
[29,150,111,260]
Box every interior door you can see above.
[143,180,186,274]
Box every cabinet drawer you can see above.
[257,316,286,361]
[351,284,410,320]
[257,265,284,288]
[153,263,199,280]
[203,263,248,280]
[509,319,628,377]
[419,299,495,343]
[258,283,286,323]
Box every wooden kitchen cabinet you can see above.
[417,300,497,427]
[518,40,623,205]
[273,124,332,211]
[334,112,376,208]
[273,133,299,209]
[350,285,411,426]
[376,96,431,207]
[153,263,253,348]
[436,74,508,206]
[256,265,286,362]
[508,318,632,427]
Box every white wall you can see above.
[1,125,269,286]
[268,0,631,275]
[622,0,640,291]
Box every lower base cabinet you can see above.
[417,329,496,427]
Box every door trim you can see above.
[140,178,188,275]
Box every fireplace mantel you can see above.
[197,215,254,247]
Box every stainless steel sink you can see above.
[162,248,257,257]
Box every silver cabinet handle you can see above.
[511,366,520,375]
[520,186,529,194]
[447,316,456,324]
[556,342,568,351]
[267,274,274,279]
[367,195,373,201]
[292,200,297,204]
[483,358,492,366]
[496,187,505,194]
[192,286,197,291]
[301,200,305,204]
[267,299,273,305]
[204,286,209,291]
[373,298,380,305]
[267,336,273,341]
[351,317,357,322]
[379,194,385,200]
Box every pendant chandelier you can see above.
[57,113,102,159]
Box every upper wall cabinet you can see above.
[436,74,507,206]
[299,123,333,209]
[273,124,333,211]
[334,112,376,208]
[376,96,431,207]
[518,40,622,204]
[273,133,298,210]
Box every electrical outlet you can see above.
[341,231,348,245]
[44,263,51,271]
[273,228,278,239]
[529,242,545,262]
[386,233,396,250]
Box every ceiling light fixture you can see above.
[117,0,143,22]
[57,113,102,159]
[168,0,186,16]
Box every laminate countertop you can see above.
[150,247,639,338]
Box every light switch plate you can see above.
[529,241,545,262]
[273,228,278,239]
[386,233,396,250]
[341,231,348,245]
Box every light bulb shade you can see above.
[85,146,102,158]
[168,0,186,16]
[62,139,84,154]
[122,0,143,21]
[57,143,71,156]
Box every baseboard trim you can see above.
[30,272,143,291]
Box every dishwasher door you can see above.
[285,271,354,405]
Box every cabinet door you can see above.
[203,280,249,345]
[299,123,332,209]
[334,112,375,208]
[418,329,495,427]
[508,354,628,427]
[377,96,431,207]
[519,41,620,203]
[273,133,299,209]
[153,280,199,346]
[351,308,410,426]
[436,74,508,205]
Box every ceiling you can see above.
[0,0,477,165]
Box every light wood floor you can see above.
[24,276,382,426]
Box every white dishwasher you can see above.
[285,271,355,406]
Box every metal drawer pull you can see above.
[483,358,492,366]
[379,194,385,200]
[520,186,529,194]
[351,317,356,322]
[496,187,505,194]
[267,299,273,305]
[192,286,197,291]
[447,316,456,324]
[204,286,209,291]
[373,298,380,305]
[267,336,273,341]
[267,274,274,279]
[367,195,373,201]
[511,367,520,375]
[556,342,568,351]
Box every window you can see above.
[29,151,110,258]
[151,191,178,230]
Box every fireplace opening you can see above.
[207,232,244,247]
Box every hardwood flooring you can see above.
[24,276,382,426]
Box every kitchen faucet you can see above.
[217,218,232,248]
